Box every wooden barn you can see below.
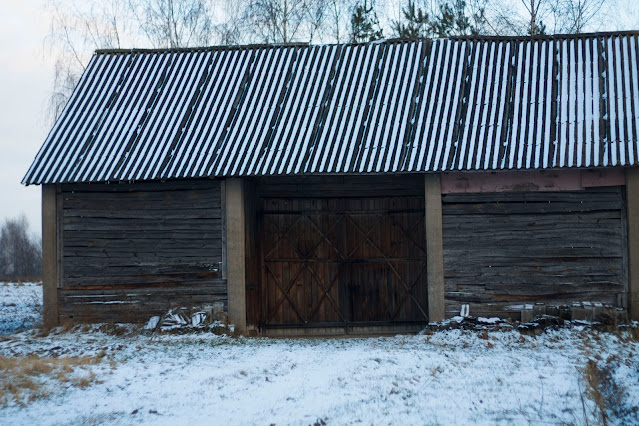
[24,32,639,335]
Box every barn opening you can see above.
[245,175,429,335]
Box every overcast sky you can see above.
[1,0,638,238]
[0,1,52,236]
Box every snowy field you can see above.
[0,283,638,425]
[0,282,42,334]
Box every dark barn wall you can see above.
[442,187,627,319]
[58,179,226,323]
[43,171,633,328]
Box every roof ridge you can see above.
[94,30,639,55]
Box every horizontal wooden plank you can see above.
[446,290,619,304]
[63,261,221,275]
[63,199,221,212]
[444,232,623,245]
[443,211,621,223]
[444,251,624,263]
[58,282,228,323]
[63,230,223,240]
[442,201,622,215]
[441,187,623,203]
[444,247,623,258]
[63,209,221,220]
[63,217,221,230]
[63,191,220,203]
[61,280,225,291]
[63,244,222,255]
[61,179,221,193]
[63,273,222,287]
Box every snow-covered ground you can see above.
[0,282,638,425]
[0,282,41,334]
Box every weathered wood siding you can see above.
[442,187,627,319]
[58,180,226,323]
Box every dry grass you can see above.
[0,278,42,285]
[0,353,106,407]
[620,325,639,343]
[97,323,129,336]
[583,355,631,425]
[584,359,611,425]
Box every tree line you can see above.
[0,216,42,280]
[46,0,628,120]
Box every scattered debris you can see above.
[143,309,234,334]
[423,314,637,337]
[144,316,160,330]
[459,304,470,317]
[158,310,189,330]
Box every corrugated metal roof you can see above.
[23,32,639,184]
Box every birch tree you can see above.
[46,0,220,122]
[130,0,214,48]
[46,0,131,121]
[552,0,607,33]
[243,0,327,43]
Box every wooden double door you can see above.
[259,195,428,329]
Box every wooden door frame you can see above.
[255,185,430,330]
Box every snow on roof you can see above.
[23,32,639,185]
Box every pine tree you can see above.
[350,0,384,43]
[432,0,486,37]
[393,0,431,39]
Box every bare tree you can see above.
[523,0,542,34]
[42,0,619,124]
[484,0,610,35]
[130,0,214,48]
[551,0,607,33]
[486,0,551,35]
[45,0,130,122]
[213,0,245,44]
[325,0,353,43]
[0,216,42,279]
[46,0,221,123]
[243,0,327,44]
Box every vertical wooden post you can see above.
[425,174,445,322]
[626,168,639,321]
[42,185,59,327]
[226,178,247,331]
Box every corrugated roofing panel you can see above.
[23,33,639,184]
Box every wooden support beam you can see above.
[425,174,445,322]
[226,178,247,331]
[626,168,639,320]
[42,185,59,327]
